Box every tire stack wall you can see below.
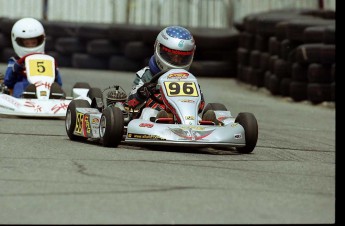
[235,9,335,104]
[0,17,239,78]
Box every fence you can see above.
[0,0,336,28]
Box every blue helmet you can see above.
[154,26,196,71]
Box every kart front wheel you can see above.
[235,112,258,154]
[99,106,124,147]
[65,99,90,141]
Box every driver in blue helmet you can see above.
[127,25,205,119]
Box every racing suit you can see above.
[4,56,63,98]
[127,55,205,112]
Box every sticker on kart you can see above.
[164,81,199,97]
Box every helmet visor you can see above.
[158,44,194,66]
[15,35,45,48]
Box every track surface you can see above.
[0,64,335,224]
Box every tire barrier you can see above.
[0,9,335,105]
[0,17,239,78]
[235,9,335,104]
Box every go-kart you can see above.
[65,69,258,153]
[0,53,91,118]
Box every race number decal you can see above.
[28,59,54,77]
[75,113,84,134]
[164,81,198,97]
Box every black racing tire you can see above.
[99,106,124,147]
[307,63,332,83]
[65,99,91,141]
[289,81,308,102]
[235,112,258,154]
[268,73,281,96]
[73,82,91,89]
[237,48,250,66]
[49,82,66,99]
[307,83,332,104]
[274,58,292,79]
[268,36,280,56]
[259,52,270,71]
[202,110,221,125]
[55,37,86,55]
[291,63,308,82]
[249,68,265,88]
[254,34,268,52]
[72,53,109,69]
[202,103,228,119]
[88,87,104,109]
[249,50,261,69]
[87,39,121,57]
[280,77,291,97]
[87,87,103,100]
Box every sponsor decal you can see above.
[178,40,184,47]
[51,103,69,114]
[169,126,214,141]
[234,133,242,139]
[24,100,42,112]
[75,112,84,134]
[231,123,238,127]
[127,133,165,140]
[164,81,198,97]
[139,123,154,128]
[34,81,51,89]
[185,115,194,120]
[180,125,205,131]
[161,33,168,40]
[179,99,195,103]
[84,115,91,135]
[167,72,189,79]
[162,46,193,56]
[92,118,100,124]
[40,91,47,96]
[0,95,20,107]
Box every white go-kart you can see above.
[0,53,90,118]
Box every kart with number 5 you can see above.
[65,68,259,153]
[0,53,91,118]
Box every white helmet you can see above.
[154,26,196,71]
[11,18,45,57]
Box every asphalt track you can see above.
[0,63,336,224]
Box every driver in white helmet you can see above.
[3,17,63,98]
[127,25,205,118]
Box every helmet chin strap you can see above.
[149,55,161,75]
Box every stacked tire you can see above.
[0,17,239,77]
[235,9,335,104]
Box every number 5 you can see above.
[37,61,45,73]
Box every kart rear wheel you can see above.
[65,99,90,141]
[100,106,124,147]
[235,112,258,154]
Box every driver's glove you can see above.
[137,83,156,100]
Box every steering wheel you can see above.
[146,69,169,104]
